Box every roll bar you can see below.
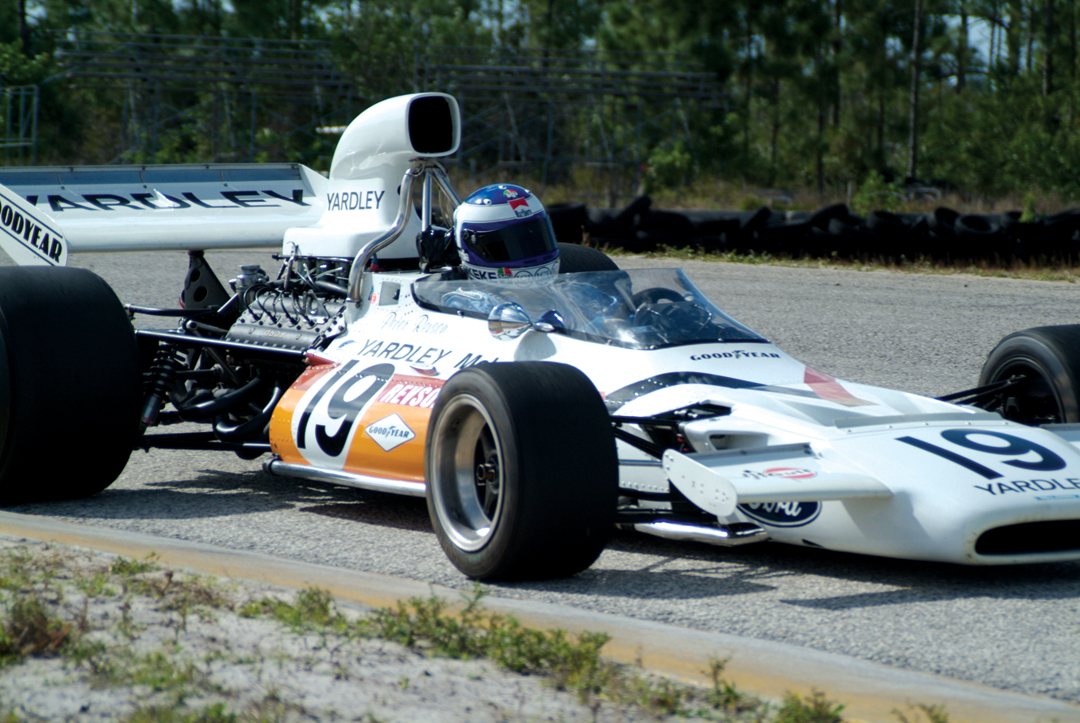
[346,160,462,306]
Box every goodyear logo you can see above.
[0,193,64,263]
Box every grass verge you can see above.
[0,540,949,723]
[606,244,1080,283]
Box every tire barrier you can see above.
[546,196,1080,263]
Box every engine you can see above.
[224,260,350,351]
[139,256,357,456]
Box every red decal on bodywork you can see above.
[804,367,873,407]
[377,375,445,409]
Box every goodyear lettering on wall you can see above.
[0,191,65,263]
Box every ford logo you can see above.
[738,501,821,528]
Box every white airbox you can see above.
[283,93,460,260]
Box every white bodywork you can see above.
[3,92,1079,567]
[316,270,1080,565]
[0,93,458,263]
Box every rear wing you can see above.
[0,163,327,265]
[0,92,460,267]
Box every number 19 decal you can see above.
[898,429,1066,479]
[294,361,395,465]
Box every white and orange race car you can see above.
[2,93,1080,580]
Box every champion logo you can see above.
[742,467,817,481]
[365,413,416,451]
[763,467,816,480]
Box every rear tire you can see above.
[0,267,140,504]
[425,362,617,580]
[978,325,1080,425]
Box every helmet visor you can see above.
[464,216,558,263]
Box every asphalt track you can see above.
[3,249,1080,720]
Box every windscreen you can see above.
[413,268,766,350]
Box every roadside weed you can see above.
[75,570,114,598]
[773,689,845,723]
[361,584,756,718]
[705,657,755,714]
[893,703,950,723]
[122,701,245,722]
[110,554,160,578]
[240,586,350,634]
[0,542,969,723]
[0,591,81,665]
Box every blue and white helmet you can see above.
[454,184,560,281]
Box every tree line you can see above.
[2,0,1080,201]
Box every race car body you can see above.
[261,265,1080,566]
[1,91,1079,580]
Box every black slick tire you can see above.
[978,325,1080,424]
[425,362,617,580]
[0,267,140,504]
[557,242,619,273]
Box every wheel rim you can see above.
[990,360,1065,425]
[430,394,505,552]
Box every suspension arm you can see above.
[135,329,307,362]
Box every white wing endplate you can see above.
[0,183,69,265]
[662,446,892,518]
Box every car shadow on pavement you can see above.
[12,468,354,521]
[18,464,1080,610]
[594,527,1080,607]
[300,493,432,533]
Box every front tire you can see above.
[978,325,1080,424]
[425,362,617,580]
[0,267,140,503]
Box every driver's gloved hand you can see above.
[417,226,456,273]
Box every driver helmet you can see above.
[454,184,559,281]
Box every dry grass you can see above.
[616,244,1080,283]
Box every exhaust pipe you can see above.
[634,520,768,547]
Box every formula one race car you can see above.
[2,92,1080,580]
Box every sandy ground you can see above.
[0,535,688,723]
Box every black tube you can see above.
[177,376,263,421]
[315,280,349,296]
[213,384,284,441]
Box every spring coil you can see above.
[140,344,184,431]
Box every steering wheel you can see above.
[630,287,716,347]
[631,287,687,308]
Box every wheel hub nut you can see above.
[476,462,498,484]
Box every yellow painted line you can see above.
[0,511,1075,723]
